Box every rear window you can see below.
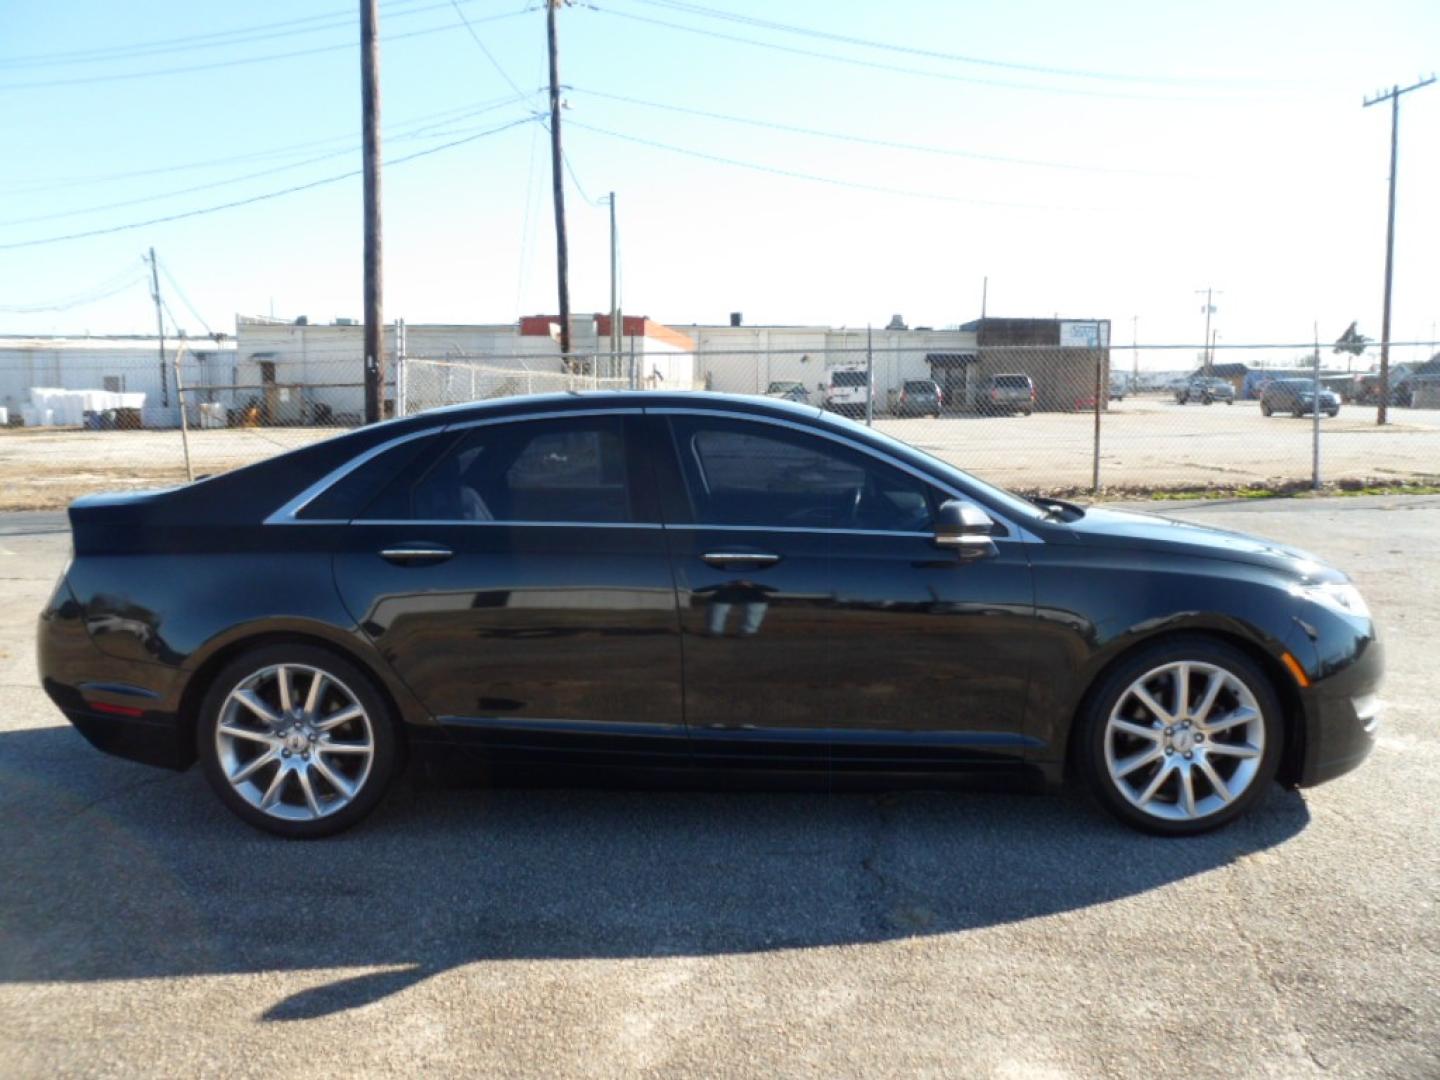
[991,375,1031,389]
[831,370,868,387]
[903,380,934,392]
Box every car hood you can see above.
[1060,507,1343,582]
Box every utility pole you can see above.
[546,0,572,362]
[146,247,168,409]
[1364,76,1434,426]
[360,0,384,424]
[1131,314,1139,393]
[606,192,620,365]
[1195,288,1219,376]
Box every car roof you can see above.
[407,390,826,426]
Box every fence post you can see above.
[865,325,874,426]
[1091,350,1102,495]
[172,341,194,482]
[1312,323,1322,491]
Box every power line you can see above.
[157,259,217,339]
[622,0,1269,88]
[0,91,537,194]
[565,119,1111,212]
[0,8,532,91]
[581,4,1263,102]
[0,263,148,313]
[573,86,1187,177]
[0,115,540,251]
[0,96,538,228]
[0,0,500,68]
[448,0,530,98]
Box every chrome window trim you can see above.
[266,408,642,527]
[667,524,934,539]
[647,407,1043,544]
[264,427,439,526]
[352,519,664,530]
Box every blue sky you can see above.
[1,0,1436,357]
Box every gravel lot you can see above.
[1,397,1438,509]
[0,498,1436,1078]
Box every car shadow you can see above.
[0,724,1310,1021]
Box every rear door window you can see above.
[361,415,637,523]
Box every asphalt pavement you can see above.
[0,498,1436,1078]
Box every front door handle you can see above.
[702,551,781,568]
[380,545,453,565]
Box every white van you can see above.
[823,367,870,418]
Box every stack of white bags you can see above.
[21,387,147,427]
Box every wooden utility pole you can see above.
[361,0,385,424]
[607,192,620,363]
[547,0,571,361]
[1195,287,1219,377]
[1364,76,1434,426]
[147,247,168,408]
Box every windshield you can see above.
[766,382,802,393]
[991,375,1031,389]
[831,370,868,387]
[903,381,934,392]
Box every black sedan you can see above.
[1261,379,1342,418]
[39,393,1382,838]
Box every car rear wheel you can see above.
[198,643,399,838]
[1261,403,1273,416]
[1078,638,1282,835]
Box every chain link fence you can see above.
[0,340,1436,510]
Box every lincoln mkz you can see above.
[39,393,1382,837]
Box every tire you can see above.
[197,643,400,838]
[1076,636,1283,836]
[1225,400,1234,406]
[1293,408,1304,419]
[1261,403,1272,417]
[1327,409,1339,418]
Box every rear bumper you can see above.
[1295,635,1383,787]
[38,579,193,771]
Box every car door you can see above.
[648,409,1037,775]
[332,409,687,770]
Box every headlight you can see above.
[1292,580,1370,619]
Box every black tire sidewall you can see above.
[197,643,400,838]
[1078,637,1283,836]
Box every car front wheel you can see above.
[198,644,399,838]
[1078,638,1282,835]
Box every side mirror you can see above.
[934,499,998,559]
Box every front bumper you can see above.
[1295,635,1384,787]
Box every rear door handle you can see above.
[702,551,781,568]
[380,545,453,565]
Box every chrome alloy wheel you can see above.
[1102,660,1265,823]
[214,663,375,822]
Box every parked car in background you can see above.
[977,373,1035,416]
[822,367,870,418]
[896,379,943,418]
[1108,376,1129,401]
[764,380,810,404]
[1175,377,1236,405]
[39,391,1382,838]
[1261,379,1341,418]
[1355,373,1413,407]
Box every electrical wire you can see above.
[0,8,533,92]
[0,96,539,228]
[0,0,505,69]
[0,263,148,313]
[622,0,1265,88]
[565,118,1112,212]
[573,87,1187,177]
[0,91,539,194]
[157,259,217,339]
[0,115,541,251]
[580,5,1262,103]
